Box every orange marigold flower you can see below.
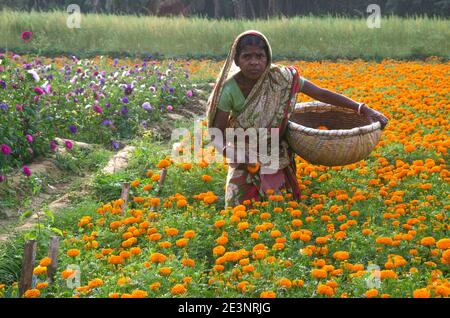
[176,238,188,247]
[149,253,167,263]
[150,282,161,290]
[202,175,212,182]
[171,284,187,295]
[413,288,430,298]
[420,237,436,246]
[436,238,450,250]
[67,249,80,257]
[108,255,124,265]
[184,230,196,239]
[24,289,40,298]
[365,289,379,298]
[39,257,52,267]
[33,266,47,276]
[131,180,140,187]
[36,282,49,290]
[182,258,195,267]
[159,267,172,276]
[317,284,334,297]
[333,251,350,261]
[260,291,276,298]
[157,159,171,169]
[311,269,327,279]
[88,278,103,289]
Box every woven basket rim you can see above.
[289,102,381,137]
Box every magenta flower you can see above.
[26,134,33,143]
[167,105,173,111]
[23,166,31,177]
[65,140,73,150]
[0,175,5,183]
[34,87,45,95]
[21,31,33,43]
[93,105,103,114]
[1,144,11,155]
[186,90,193,98]
[49,140,57,152]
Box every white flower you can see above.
[27,70,40,82]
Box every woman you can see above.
[207,30,388,208]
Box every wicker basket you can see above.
[286,101,382,166]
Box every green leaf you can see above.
[50,227,63,236]
[19,210,33,222]
[43,209,55,223]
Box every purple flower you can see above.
[26,134,33,142]
[0,80,6,89]
[142,102,152,111]
[65,140,73,150]
[124,84,133,96]
[0,103,8,112]
[49,140,58,152]
[101,119,113,127]
[121,97,129,104]
[105,102,111,108]
[34,86,45,95]
[93,105,103,114]
[167,105,173,111]
[186,90,193,98]
[1,144,11,155]
[169,87,175,94]
[23,166,31,177]
[121,106,128,116]
[113,58,118,66]
[111,140,120,150]
[69,125,78,134]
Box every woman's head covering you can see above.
[206,30,273,128]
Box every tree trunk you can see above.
[232,0,246,19]
[213,0,221,18]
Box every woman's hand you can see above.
[360,103,389,130]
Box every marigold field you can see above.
[1,57,449,298]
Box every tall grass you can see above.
[0,10,449,60]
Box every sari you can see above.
[207,30,302,208]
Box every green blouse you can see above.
[217,76,306,116]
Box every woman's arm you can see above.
[299,79,389,129]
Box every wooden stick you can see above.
[120,182,131,210]
[19,240,36,297]
[46,236,59,285]
[150,168,168,212]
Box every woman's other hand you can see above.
[360,103,389,130]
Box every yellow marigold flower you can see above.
[39,257,52,267]
[24,289,40,298]
[33,266,47,276]
[171,284,187,295]
[67,249,80,257]
[131,290,148,298]
[413,288,430,298]
[117,277,131,286]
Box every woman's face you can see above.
[237,45,268,80]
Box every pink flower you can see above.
[21,31,33,43]
[23,166,31,177]
[65,140,73,150]
[26,134,33,143]
[167,105,173,111]
[1,144,11,155]
[49,140,57,152]
[34,87,45,95]
[186,90,193,98]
